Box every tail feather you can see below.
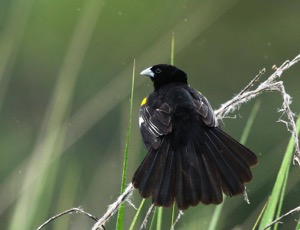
[208,129,254,182]
[200,153,223,204]
[152,147,175,207]
[204,127,257,196]
[132,138,169,197]
[212,128,258,167]
[190,134,223,205]
[183,146,203,206]
[174,149,185,208]
[132,124,257,210]
[132,149,159,197]
[176,147,200,209]
[203,131,246,196]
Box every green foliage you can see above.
[115,60,136,230]
[129,199,146,230]
[258,115,300,229]
[156,207,163,230]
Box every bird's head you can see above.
[140,64,187,90]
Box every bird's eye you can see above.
[155,68,161,74]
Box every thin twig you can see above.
[36,207,98,230]
[214,53,300,165]
[91,183,134,230]
[262,206,300,230]
[243,187,250,204]
[140,204,155,230]
[238,68,266,96]
[171,210,184,230]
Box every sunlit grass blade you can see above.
[240,100,262,145]
[208,100,261,230]
[129,199,146,230]
[149,207,158,230]
[296,218,300,230]
[258,115,300,229]
[116,60,136,230]
[171,32,175,65]
[171,203,176,229]
[252,199,269,230]
[156,207,163,230]
[208,196,225,230]
[274,169,289,230]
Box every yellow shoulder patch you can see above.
[141,97,147,106]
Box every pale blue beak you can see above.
[140,67,154,78]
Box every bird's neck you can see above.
[153,76,187,90]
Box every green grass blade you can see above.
[258,115,300,229]
[149,207,158,230]
[171,203,176,229]
[156,207,163,230]
[208,100,261,230]
[296,218,300,230]
[116,60,136,230]
[208,196,225,230]
[252,199,269,230]
[240,100,262,145]
[129,199,146,230]
[171,32,175,65]
[274,167,289,230]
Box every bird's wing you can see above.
[139,101,172,150]
[188,88,219,127]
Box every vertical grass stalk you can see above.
[169,31,176,229]
[156,207,163,230]
[116,60,136,230]
[171,32,175,65]
[129,199,146,230]
[258,115,300,229]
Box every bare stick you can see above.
[36,207,98,230]
[140,204,155,230]
[262,206,300,230]
[238,68,266,96]
[215,53,300,165]
[91,183,134,230]
[171,210,184,230]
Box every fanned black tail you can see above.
[132,124,257,210]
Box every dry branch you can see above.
[91,183,134,230]
[215,53,300,165]
[262,206,300,230]
[36,207,98,230]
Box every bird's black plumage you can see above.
[132,64,258,210]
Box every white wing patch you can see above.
[139,115,144,128]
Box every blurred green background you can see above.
[1,0,300,229]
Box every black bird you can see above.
[132,64,258,210]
